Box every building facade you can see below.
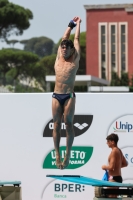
[84,4,133,81]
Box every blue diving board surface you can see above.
[0,181,21,186]
[46,175,133,188]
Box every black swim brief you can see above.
[113,176,123,183]
[52,92,76,105]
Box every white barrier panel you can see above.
[0,93,133,200]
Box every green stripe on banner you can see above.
[43,146,93,169]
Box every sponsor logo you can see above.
[125,153,133,166]
[54,183,85,192]
[107,115,133,137]
[113,121,133,133]
[122,147,133,167]
[43,115,93,137]
[42,180,86,199]
[43,146,93,169]
[54,194,67,198]
[74,123,88,130]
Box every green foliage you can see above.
[0,49,39,66]
[40,54,56,75]
[20,36,55,57]
[3,47,22,51]
[28,62,46,90]
[0,49,39,85]
[5,68,17,84]
[74,85,87,92]
[69,32,86,47]
[0,0,33,40]
[6,39,19,47]
[30,54,56,90]
[129,87,133,92]
[0,0,8,7]
[110,71,131,86]
[120,72,130,86]
[129,74,133,92]
[14,83,43,93]
[130,74,133,86]
[6,84,14,92]
[110,71,120,86]
[52,42,59,54]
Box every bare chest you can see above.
[108,150,121,163]
[55,59,77,75]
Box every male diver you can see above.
[52,17,81,169]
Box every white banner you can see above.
[0,93,133,200]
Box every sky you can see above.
[0,0,133,49]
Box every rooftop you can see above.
[46,75,109,86]
[45,75,130,92]
[84,4,133,12]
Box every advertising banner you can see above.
[0,93,133,200]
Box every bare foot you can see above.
[56,156,62,169]
[62,155,70,169]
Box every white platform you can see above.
[93,198,132,200]
[93,198,122,200]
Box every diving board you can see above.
[46,175,133,188]
[0,181,21,187]
[47,175,133,198]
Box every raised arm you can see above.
[55,17,78,61]
[62,27,72,41]
[62,17,77,40]
[73,17,81,56]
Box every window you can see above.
[111,25,116,70]
[99,23,107,79]
[101,26,106,79]
[99,22,128,80]
[119,23,128,76]
[121,25,126,71]
[108,23,118,81]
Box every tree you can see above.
[20,36,55,57]
[30,54,56,90]
[6,39,19,48]
[130,74,133,86]
[110,71,131,86]
[0,49,39,85]
[0,0,33,40]
[110,72,120,86]
[39,54,56,75]
[120,72,130,86]
[31,62,46,90]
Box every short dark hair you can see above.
[106,133,119,144]
[60,39,74,49]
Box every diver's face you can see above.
[106,140,115,148]
[61,45,71,58]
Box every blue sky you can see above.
[0,0,133,49]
